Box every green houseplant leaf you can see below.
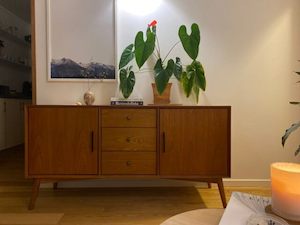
[179,23,200,60]
[282,122,300,146]
[194,61,206,91]
[154,58,174,95]
[119,68,135,99]
[193,85,200,103]
[135,30,156,68]
[119,44,135,69]
[181,70,195,97]
[173,57,183,81]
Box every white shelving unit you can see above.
[0,28,30,48]
[0,4,31,70]
[0,57,31,70]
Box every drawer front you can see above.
[102,152,156,175]
[101,109,156,127]
[102,128,156,152]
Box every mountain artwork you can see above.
[51,58,115,79]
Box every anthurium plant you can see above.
[282,67,300,156]
[118,20,206,102]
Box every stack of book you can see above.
[110,97,144,106]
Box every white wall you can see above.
[35,0,300,182]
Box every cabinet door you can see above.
[28,107,98,175]
[0,99,5,150]
[159,108,230,177]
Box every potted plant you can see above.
[282,67,300,156]
[118,20,206,104]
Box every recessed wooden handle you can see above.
[126,161,132,166]
[126,137,131,143]
[162,132,166,153]
[90,131,94,152]
[126,115,131,121]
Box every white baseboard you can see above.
[223,179,270,187]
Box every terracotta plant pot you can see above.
[151,83,172,105]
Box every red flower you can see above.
[148,20,157,27]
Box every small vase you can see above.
[84,91,95,105]
[151,83,172,105]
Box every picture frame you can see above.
[46,0,116,81]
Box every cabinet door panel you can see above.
[28,107,98,175]
[159,108,230,177]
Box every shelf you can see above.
[0,29,30,48]
[0,58,31,70]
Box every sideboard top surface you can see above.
[26,105,231,109]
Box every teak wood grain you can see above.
[25,105,231,209]
[102,128,156,152]
[102,152,156,175]
[101,109,156,127]
[27,107,99,175]
[159,108,230,177]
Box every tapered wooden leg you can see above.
[207,183,212,188]
[53,182,58,190]
[28,179,40,210]
[217,178,227,208]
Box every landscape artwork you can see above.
[47,0,115,80]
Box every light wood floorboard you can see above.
[0,146,270,225]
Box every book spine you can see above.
[111,101,143,106]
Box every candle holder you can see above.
[271,163,300,222]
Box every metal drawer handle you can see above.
[126,161,132,166]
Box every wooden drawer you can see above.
[102,128,156,152]
[101,109,156,127]
[102,152,156,175]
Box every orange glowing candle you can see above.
[271,163,300,222]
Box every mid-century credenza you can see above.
[25,105,231,209]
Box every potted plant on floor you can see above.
[282,68,300,156]
[269,65,300,222]
[118,20,206,104]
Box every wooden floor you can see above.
[0,146,271,225]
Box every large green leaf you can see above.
[173,57,183,81]
[135,30,156,68]
[282,122,300,146]
[194,61,206,91]
[119,68,135,99]
[119,44,134,69]
[154,58,174,95]
[193,85,200,103]
[181,71,195,97]
[179,23,200,60]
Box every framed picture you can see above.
[46,0,116,81]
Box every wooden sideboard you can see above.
[25,105,231,210]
